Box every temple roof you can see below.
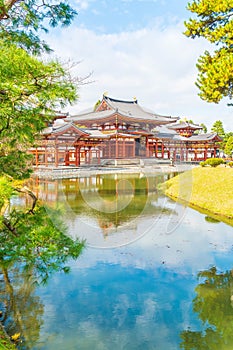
[155,126,222,142]
[42,120,89,137]
[69,95,178,126]
[168,122,202,130]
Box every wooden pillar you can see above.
[133,139,136,158]
[146,137,149,157]
[35,148,38,167]
[55,146,59,167]
[108,140,111,158]
[123,139,126,158]
[167,149,170,159]
[180,147,183,161]
[87,146,92,164]
[116,136,118,159]
[98,149,101,164]
[194,149,197,161]
[173,148,176,160]
[186,147,189,161]
[161,143,164,159]
[45,141,48,167]
[84,150,87,164]
[204,147,208,161]
[65,145,69,166]
[155,141,158,158]
[75,146,80,166]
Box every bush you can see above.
[228,161,233,167]
[200,158,225,167]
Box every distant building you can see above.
[29,94,222,167]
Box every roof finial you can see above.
[103,91,108,97]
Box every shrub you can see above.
[228,161,233,167]
[200,161,205,167]
[201,158,225,167]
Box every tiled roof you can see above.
[42,121,89,136]
[69,95,178,124]
[168,122,202,130]
[188,133,222,141]
[104,95,177,122]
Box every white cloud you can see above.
[46,20,233,131]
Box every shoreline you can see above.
[161,167,233,225]
[32,162,197,180]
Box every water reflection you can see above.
[0,263,44,348]
[180,266,233,350]
[29,173,182,248]
[3,173,233,349]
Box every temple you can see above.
[29,94,222,167]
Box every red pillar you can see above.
[204,147,208,161]
[45,143,48,167]
[35,148,38,167]
[146,137,149,157]
[123,139,126,158]
[75,146,80,166]
[88,146,92,164]
[55,146,59,167]
[161,143,164,158]
[65,150,69,166]
[155,141,158,158]
[133,139,136,158]
[116,137,118,158]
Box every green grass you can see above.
[161,167,233,222]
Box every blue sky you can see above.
[45,0,232,131]
[71,0,189,33]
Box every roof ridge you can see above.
[104,95,138,105]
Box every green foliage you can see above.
[0,0,77,54]
[228,161,233,167]
[184,0,233,103]
[0,5,85,346]
[211,120,225,138]
[94,99,101,111]
[0,185,85,283]
[201,158,225,167]
[0,176,85,284]
[200,123,207,133]
[0,177,14,211]
[180,266,233,350]
[0,39,78,179]
[225,136,233,156]
[204,215,220,223]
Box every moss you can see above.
[161,167,233,222]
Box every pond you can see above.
[3,172,233,349]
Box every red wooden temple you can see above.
[29,94,222,167]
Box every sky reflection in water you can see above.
[30,174,233,350]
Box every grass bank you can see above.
[161,167,233,223]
